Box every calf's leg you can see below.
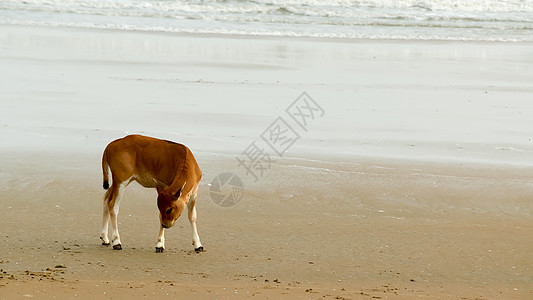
[188,190,203,253]
[156,225,165,253]
[100,188,112,245]
[107,182,127,250]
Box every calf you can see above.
[101,134,204,253]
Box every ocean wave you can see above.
[255,0,533,12]
[1,0,532,42]
[3,0,533,16]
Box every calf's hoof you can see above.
[156,247,164,253]
[100,237,110,246]
[113,244,122,250]
[194,246,205,253]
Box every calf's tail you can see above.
[102,148,110,190]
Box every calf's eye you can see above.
[165,208,173,215]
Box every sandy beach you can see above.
[1,25,533,299]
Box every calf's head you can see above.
[155,180,187,229]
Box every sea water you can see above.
[1,0,532,41]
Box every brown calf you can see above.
[101,134,204,253]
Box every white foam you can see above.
[1,0,532,41]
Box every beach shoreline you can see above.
[7,23,533,45]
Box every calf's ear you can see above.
[174,182,186,200]
[154,179,169,193]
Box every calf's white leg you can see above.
[108,183,126,250]
[100,198,111,245]
[188,192,203,252]
[156,225,165,253]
